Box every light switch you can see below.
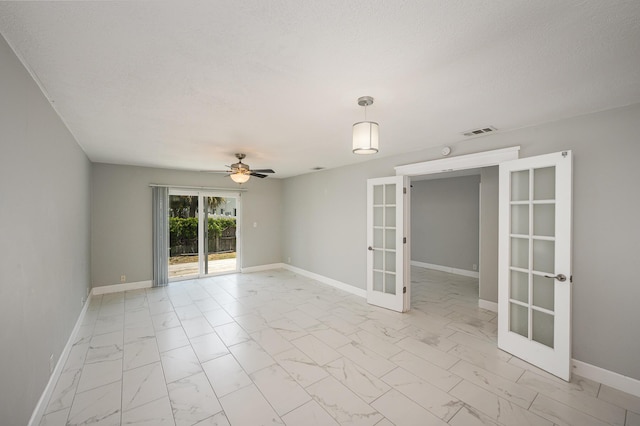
[253,222,257,228]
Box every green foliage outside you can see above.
[207,217,236,237]
[170,216,236,245]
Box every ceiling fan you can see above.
[205,153,275,183]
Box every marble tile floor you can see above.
[40,267,640,426]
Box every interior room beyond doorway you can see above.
[409,166,500,313]
[410,265,497,343]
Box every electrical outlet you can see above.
[120,275,126,283]
[473,264,478,271]
[49,354,55,374]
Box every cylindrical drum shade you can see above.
[352,121,379,154]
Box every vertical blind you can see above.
[152,186,169,287]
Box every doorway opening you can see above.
[168,190,240,280]
[394,146,519,313]
[409,170,482,299]
[409,169,497,342]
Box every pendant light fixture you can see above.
[352,96,379,154]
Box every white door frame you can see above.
[394,146,521,310]
[394,146,521,177]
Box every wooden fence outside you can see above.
[170,226,236,256]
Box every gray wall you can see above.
[479,167,499,303]
[91,164,282,287]
[282,103,640,381]
[0,35,91,425]
[411,175,480,272]
[282,161,395,288]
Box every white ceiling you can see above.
[1,1,639,178]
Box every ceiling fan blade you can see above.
[250,172,268,178]
[251,169,275,173]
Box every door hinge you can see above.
[403,286,407,294]
[403,187,407,194]
[403,237,407,244]
[570,275,573,283]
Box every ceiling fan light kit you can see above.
[353,96,379,155]
[230,170,250,184]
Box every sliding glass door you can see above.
[203,195,238,275]
[168,190,239,280]
[169,192,200,279]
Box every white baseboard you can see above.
[241,263,366,299]
[411,260,479,278]
[572,359,640,398]
[283,264,367,298]
[91,280,153,295]
[28,291,93,426]
[241,263,286,273]
[479,299,498,312]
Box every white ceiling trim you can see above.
[395,146,520,176]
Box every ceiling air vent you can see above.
[462,126,497,137]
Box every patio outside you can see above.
[169,252,236,278]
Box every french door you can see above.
[366,176,410,312]
[364,149,571,380]
[168,190,240,280]
[498,151,573,380]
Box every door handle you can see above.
[368,246,374,251]
[544,273,567,282]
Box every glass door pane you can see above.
[372,183,397,296]
[169,194,200,279]
[204,196,238,275]
[508,165,557,348]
